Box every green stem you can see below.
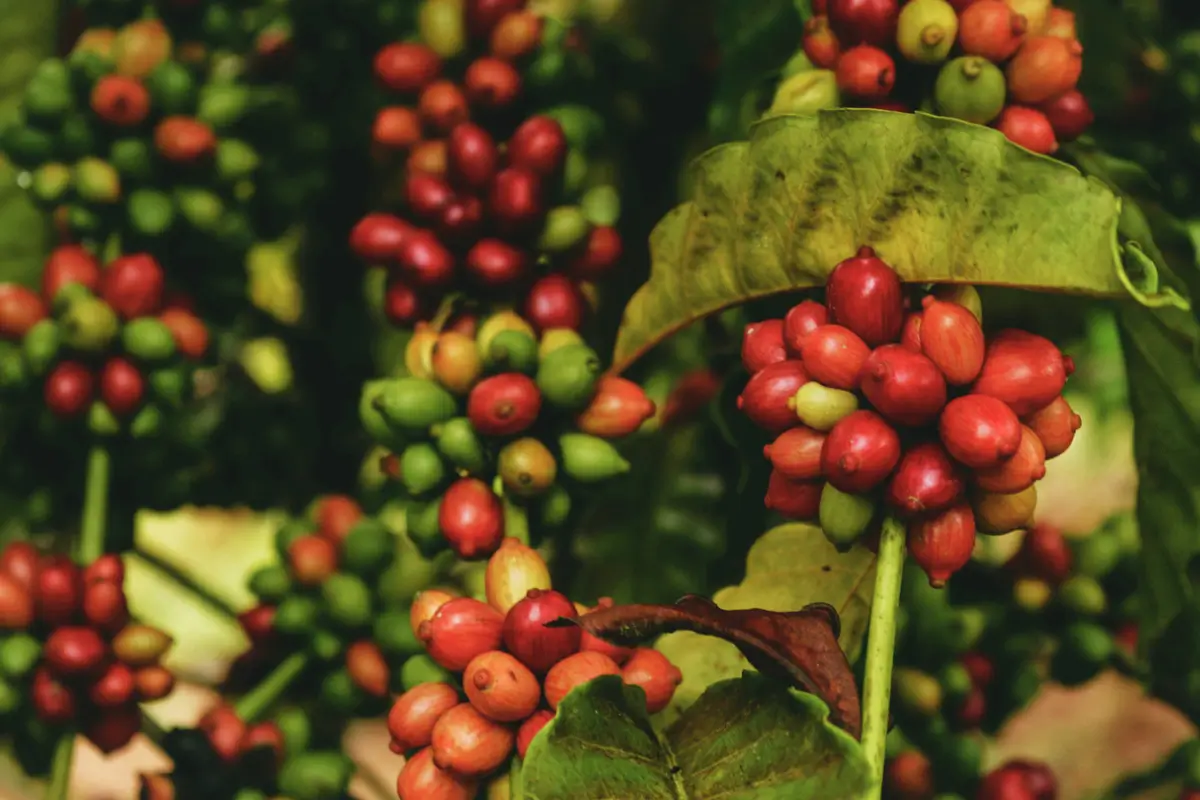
[234,651,309,723]
[78,445,111,563]
[45,733,75,800]
[859,516,907,800]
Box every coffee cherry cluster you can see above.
[352,1,624,327]
[799,0,1094,153]
[0,244,209,436]
[0,543,175,764]
[738,246,1082,587]
[141,703,357,800]
[391,538,683,799]
[362,309,655,560]
[881,515,1140,799]
[241,495,426,719]
[1,14,303,262]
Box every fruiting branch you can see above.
[859,516,907,799]
[78,445,110,564]
[46,732,75,800]
[233,651,308,724]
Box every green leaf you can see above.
[612,110,1138,372]
[521,674,872,800]
[0,0,55,286]
[707,0,804,143]
[656,523,874,724]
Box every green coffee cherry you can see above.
[321,668,364,715]
[1070,529,1123,579]
[233,789,267,800]
[273,706,312,757]
[538,206,590,253]
[1052,622,1115,686]
[400,653,456,691]
[1056,574,1107,617]
[0,634,42,679]
[406,498,447,557]
[88,401,120,437]
[780,50,817,79]
[74,158,121,204]
[400,443,448,497]
[433,417,487,473]
[216,139,260,181]
[341,519,394,576]
[791,382,859,431]
[376,543,444,608]
[21,320,59,376]
[538,484,572,528]
[581,185,620,227]
[145,61,196,115]
[1,124,54,169]
[818,484,876,552]
[60,296,118,353]
[896,0,959,64]
[30,163,72,207]
[937,662,973,704]
[927,734,981,793]
[197,83,251,130]
[128,189,176,237]
[274,595,321,636]
[558,433,631,482]
[767,70,840,116]
[485,329,539,375]
[374,610,423,659]
[312,629,344,661]
[543,104,604,149]
[24,59,73,123]
[499,438,558,497]
[176,188,224,232]
[110,138,155,181]
[0,344,25,390]
[537,344,602,409]
[893,667,943,717]
[418,0,467,57]
[65,204,101,237]
[360,380,405,449]
[934,57,1006,125]
[374,377,458,434]
[122,317,177,362]
[0,675,19,715]
[321,573,373,629]
[249,565,293,603]
[149,366,190,407]
[129,405,162,439]
[277,751,354,800]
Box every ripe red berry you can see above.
[575,376,656,438]
[346,640,390,697]
[397,230,457,288]
[45,361,95,418]
[802,16,842,69]
[567,225,623,281]
[938,394,1023,469]
[397,746,478,800]
[101,253,164,319]
[491,11,543,60]
[974,424,1045,493]
[464,58,522,109]
[388,682,461,752]
[995,106,1058,154]
[420,597,505,671]
[886,442,965,518]
[439,478,506,558]
[44,626,107,677]
[782,300,829,356]
[908,503,976,587]
[516,709,554,759]
[313,495,362,544]
[1009,523,1072,585]
[919,295,986,385]
[764,426,826,481]
[972,329,1069,416]
[741,319,787,374]
[465,239,529,288]
[1021,395,1080,459]
[90,661,136,707]
[467,373,542,436]
[383,279,427,326]
[737,360,809,434]
[489,167,544,232]
[544,651,622,709]
[288,534,338,586]
[90,75,150,126]
[83,575,130,633]
[351,214,414,263]
[32,667,76,723]
[466,0,526,40]
[154,116,216,162]
[621,648,683,714]
[578,597,635,664]
[820,410,902,493]
[84,553,124,585]
[884,751,935,800]
[1038,89,1093,143]
[374,42,442,93]
[100,357,145,416]
[0,572,34,630]
[835,45,896,100]
[408,139,449,177]
[0,283,46,340]
[42,245,101,302]
[800,325,871,390]
[372,107,422,152]
[764,470,823,520]
[1006,36,1083,105]
[439,194,484,245]
[406,173,455,221]
[825,246,905,347]
[828,0,900,46]
[464,650,541,722]
[418,80,470,133]
[502,588,581,673]
[508,116,568,177]
[859,344,948,427]
[159,308,209,360]
[447,122,499,189]
[958,0,1027,62]
[524,274,586,332]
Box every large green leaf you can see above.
[521,674,871,800]
[612,109,1141,372]
[656,524,874,724]
[0,0,54,286]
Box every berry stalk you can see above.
[46,732,75,800]
[79,445,110,563]
[860,515,906,799]
[232,651,309,724]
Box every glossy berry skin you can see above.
[803,16,842,69]
[42,246,101,302]
[828,0,901,47]
[886,442,965,518]
[463,57,522,109]
[820,410,901,493]
[1038,89,1094,143]
[920,296,986,385]
[374,42,442,93]
[44,361,94,418]
[507,116,567,177]
[859,344,948,427]
[568,226,623,281]
[782,300,829,356]
[995,106,1058,154]
[447,123,498,189]
[524,274,586,332]
[100,357,145,416]
[938,394,1023,469]
[958,0,1027,62]
[465,239,528,288]
[908,504,976,587]
[350,213,413,263]
[490,167,543,232]
[373,107,422,151]
[764,471,823,520]
[972,329,1068,416]
[1006,36,1083,105]
[502,588,581,673]
[439,479,505,558]
[388,682,461,752]
[398,230,457,288]
[800,325,870,390]
[396,746,477,800]
[1021,395,1080,458]
[621,649,683,714]
[420,597,505,671]
[825,246,905,346]
[0,284,46,339]
[467,373,541,436]
[575,376,656,438]
[544,651,622,709]
[835,46,896,101]
[101,254,164,319]
[737,360,809,434]
[742,319,788,373]
[764,426,826,481]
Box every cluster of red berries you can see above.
[0,543,175,756]
[0,244,208,433]
[887,751,1059,800]
[803,0,1094,154]
[363,309,655,560]
[738,246,1082,587]
[391,537,682,799]
[351,0,624,327]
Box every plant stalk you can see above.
[79,445,111,563]
[46,733,75,800]
[859,516,907,799]
[234,651,309,723]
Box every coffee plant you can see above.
[1,0,1200,798]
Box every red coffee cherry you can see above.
[45,361,95,418]
[374,42,442,93]
[100,357,145,416]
